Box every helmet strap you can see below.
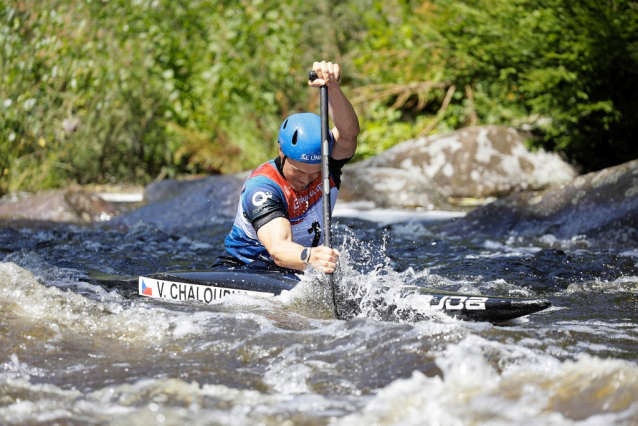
[275,155,288,178]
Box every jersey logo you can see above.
[252,191,273,206]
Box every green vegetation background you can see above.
[1,0,637,194]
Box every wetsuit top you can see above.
[223,156,350,264]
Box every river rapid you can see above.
[1,209,637,425]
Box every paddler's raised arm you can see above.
[308,61,360,161]
[257,217,339,273]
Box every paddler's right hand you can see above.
[309,246,340,274]
[308,61,341,88]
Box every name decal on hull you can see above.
[138,277,274,303]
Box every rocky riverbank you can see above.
[437,159,638,246]
[0,187,125,223]
[4,126,636,246]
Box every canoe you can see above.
[84,266,551,322]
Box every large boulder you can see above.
[339,166,453,210]
[112,165,455,234]
[0,189,118,223]
[109,173,248,233]
[143,176,217,204]
[359,126,578,199]
[437,159,638,245]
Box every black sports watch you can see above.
[300,248,311,265]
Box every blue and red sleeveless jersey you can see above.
[224,157,348,263]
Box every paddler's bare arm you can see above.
[257,217,339,273]
[308,61,360,161]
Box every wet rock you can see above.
[437,159,638,245]
[117,160,455,234]
[0,189,118,223]
[339,166,453,210]
[65,190,120,222]
[359,126,577,199]
[144,177,214,204]
[110,173,248,233]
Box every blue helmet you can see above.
[278,113,333,164]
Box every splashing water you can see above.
[0,215,637,425]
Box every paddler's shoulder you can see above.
[249,159,281,179]
[245,159,287,190]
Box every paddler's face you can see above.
[280,152,321,192]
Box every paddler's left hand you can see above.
[309,246,340,274]
[308,61,341,88]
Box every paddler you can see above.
[214,61,360,274]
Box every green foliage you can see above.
[0,0,311,194]
[423,0,638,170]
[342,0,638,170]
[1,0,637,195]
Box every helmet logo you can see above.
[300,153,322,162]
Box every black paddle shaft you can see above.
[308,70,338,318]
[308,71,332,249]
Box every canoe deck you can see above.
[84,269,551,322]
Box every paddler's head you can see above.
[277,113,334,192]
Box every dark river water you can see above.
[1,208,637,425]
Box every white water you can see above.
[1,251,638,425]
[1,209,638,425]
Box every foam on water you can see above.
[277,272,341,320]
[565,277,638,295]
[1,214,637,425]
[619,249,638,259]
[273,232,454,322]
[0,370,368,425]
[389,221,436,239]
[267,231,547,323]
[521,233,592,251]
[4,320,633,425]
[337,267,451,322]
[2,249,86,284]
[334,336,638,426]
[0,261,173,344]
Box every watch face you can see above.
[301,248,309,262]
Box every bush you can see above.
[2,0,636,195]
[0,0,312,194]
[419,0,638,171]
